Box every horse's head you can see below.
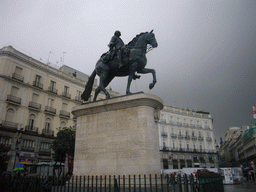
[146,30,158,48]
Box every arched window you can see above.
[60,121,66,128]
[28,114,36,130]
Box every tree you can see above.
[50,126,76,163]
[0,143,10,171]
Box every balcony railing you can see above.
[196,124,202,128]
[0,120,19,130]
[206,137,212,142]
[191,136,197,141]
[62,92,71,99]
[176,122,182,126]
[25,125,38,134]
[6,94,21,104]
[48,86,58,94]
[170,134,177,139]
[160,119,166,123]
[45,106,56,114]
[205,125,211,129]
[42,129,54,137]
[183,123,189,127]
[198,137,204,141]
[28,101,41,110]
[185,135,190,140]
[178,135,184,139]
[75,96,82,102]
[33,81,43,89]
[161,132,168,137]
[21,146,35,152]
[190,124,195,127]
[60,110,70,118]
[12,73,24,82]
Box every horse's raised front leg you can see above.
[137,68,157,90]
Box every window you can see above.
[15,66,23,75]
[35,75,41,85]
[47,98,54,107]
[28,114,36,130]
[50,81,56,89]
[22,140,34,148]
[199,143,203,151]
[172,141,175,148]
[171,128,174,134]
[40,142,50,150]
[193,142,196,150]
[0,137,12,145]
[199,131,201,137]
[64,86,69,93]
[62,103,68,111]
[60,121,66,128]
[10,86,19,96]
[179,141,182,149]
[185,131,188,137]
[45,118,51,132]
[5,108,15,122]
[186,142,189,150]
[192,131,195,137]
[32,93,39,103]
[178,129,181,136]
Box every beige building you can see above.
[158,106,218,169]
[0,46,120,171]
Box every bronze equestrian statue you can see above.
[81,30,158,102]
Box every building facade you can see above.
[158,106,218,169]
[0,46,120,171]
[219,125,256,167]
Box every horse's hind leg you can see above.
[93,73,111,101]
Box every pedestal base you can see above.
[72,93,163,176]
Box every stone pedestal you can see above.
[72,93,163,176]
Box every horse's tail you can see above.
[81,70,97,101]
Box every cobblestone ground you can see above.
[224,181,256,192]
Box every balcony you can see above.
[170,134,177,139]
[190,124,195,127]
[6,94,21,105]
[59,110,70,118]
[206,137,212,142]
[42,129,54,137]
[161,132,168,137]
[33,81,43,89]
[28,101,41,111]
[176,122,182,126]
[196,124,202,128]
[62,92,71,99]
[21,146,35,152]
[183,123,189,127]
[45,106,56,115]
[25,125,38,134]
[205,125,211,129]
[75,96,82,102]
[0,120,19,131]
[48,86,58,94]
[39,149,51,156]
[185,135,190,140]
[191,136,197,141]
[178,135,184,139]
[12,72,24,82]
[159,119,166,123]
[198,136,204,141]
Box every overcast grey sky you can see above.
[1,0,256,142]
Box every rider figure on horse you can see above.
[108,30,125,69]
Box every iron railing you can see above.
[12,72,24,82]
[48,86,58,94]
[0,174,224,192]
[6,94,21,104]
[33,81,43,89]
[60,110,70,118]
[28,101,41,110]
[45,106,56,114]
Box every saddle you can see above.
[100,46,130,64]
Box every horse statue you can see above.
[81,30,158,102]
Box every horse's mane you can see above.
[127,32,148,47]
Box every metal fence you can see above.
[0,174,224,192]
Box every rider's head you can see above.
[114,30,121,37]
